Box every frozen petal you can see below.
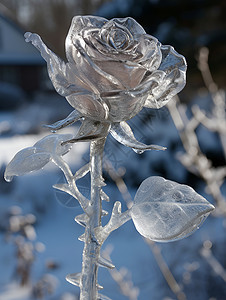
[25,32,91,97]
[137,34,162,72]
[131,176,214,242]
[110,17,146,39]
[66,38,125,92]
[66,93,108,121]
[94,60,146,89]
[4,147,51,181]
[159,45,187,74]
[44,110,81,132]
[66,15,107,39]
[144,46,186,109]
[110,122,166,152]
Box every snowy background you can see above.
[0,1,226,300]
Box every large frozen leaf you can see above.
[131,176,214,242]
[4,147,51,182]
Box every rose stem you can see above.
[80,137,106,300]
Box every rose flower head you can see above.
[25,16,186,152]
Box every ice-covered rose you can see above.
[25,16,186,123]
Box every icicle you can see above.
[97,283,104,290]
[78,233,85,242]
[74,213,88,227]
[66,273,81,287]
[98,256,115,269]
[98,294,112,300]
[100,190,110,202]
[102,210,108,216]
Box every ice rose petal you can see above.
[137,35,162,72]
[66,93,108,121]
[24,32,91,97]
[66,36,126,92]
[67,15,108,37]
[110,17,146,39]
[144,46,186,109]
[159,45,187,74]
[101,90,148,122]
[95,60,146,89]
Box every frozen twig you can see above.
[167,96,226,214]
[200,240,226,282]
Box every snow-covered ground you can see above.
[0,93,225,300]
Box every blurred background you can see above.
[0,0,226,299]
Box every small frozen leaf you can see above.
[4,147,51,181]
[66,273,81,287]
[131,176,214,242]
[34,134,73,156]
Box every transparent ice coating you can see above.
[110,121,166,152]
[25,16,187,124]
[4,134,73,181]
[131,176,214,242]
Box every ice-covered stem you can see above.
[95,202,131,244]
[80,137,106,300]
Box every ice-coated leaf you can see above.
[66,273,81,287]
[43,110,81,132]
[4,134,74,182]
[4,147,51,182]
[34,134,73,156]
[131,176,214,242]
[110,121,166,153]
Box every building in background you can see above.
[0,13,45,109]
